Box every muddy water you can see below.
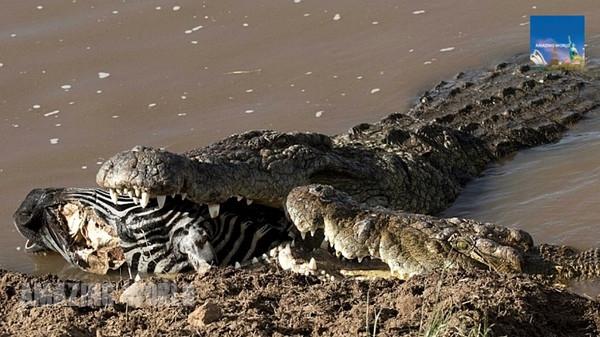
[1,1,600,278]
[445,115,600,251]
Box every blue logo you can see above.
[530,16,585,67]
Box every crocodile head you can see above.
[286,184,532,277]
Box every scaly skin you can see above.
[18,55,600,278]
[286,184,600,281]
[97,55,600,215]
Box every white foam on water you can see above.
[55,123,61,127]
[36,5,43,10]
[191,41,198,44]
[172,5,181,11]
[10,33,16,38]
[294,0,301,3]
[12,124,19,128]
[96,90,102,94]
[424,60,432,65]
[32,104,41,109]
[44,110,59,117]
[49,138,59,145]
[440,47,455,52]
[245,109,254,114]
[81,166,87,170]
[372,21,379,25]
[111,115,119,119]
[315,110,323,117]
[304,13,310,17]
[98,72,110,79]
[305,71,312,75]
[155,6,162,10]
[370,88,381,94]
[61,84,72,90]
[356,75,363,79]
[333,13,341,21]
[177,113,187,117]
[412,10,426,15]
[148,103,157,108]
[181,95,187,99]
[245,89,254,93]
[243,23,249,27]
[0,63,3,67]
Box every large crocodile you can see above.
[13,55,600,280]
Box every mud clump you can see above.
[0,266,599,336]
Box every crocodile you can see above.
[286,184,600,281]
[13,55,600,280]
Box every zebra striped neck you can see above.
[57,188,292,274]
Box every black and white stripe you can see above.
[62,188,291,274]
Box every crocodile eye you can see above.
[456,240,469,250]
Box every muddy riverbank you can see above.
[1,266,599,337]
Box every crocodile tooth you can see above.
[290,240,295,247]
[310,230,316,237]
[171,193,176,198]
[251,257,259,264]
[261,253,268,260]
[234,262,241,269]
[236,195,243,202]
[246,199,253,205]
[308,258,317,270]
[284,243,292,254]
[110,189,118,203]
[358,256,364,263]
[335,251,341,258]
[140,192,150,208]
[116,188,123,195]
[127,190,134,198]
[181,193,187,200]
[157,195,166,208]
[134,187,141,198]
[132,196,139,205]
[208,204,220,218]
[300,232,307,240]
[123,188,129,195]
[269,248,278,257]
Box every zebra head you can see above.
[14,188,292,275]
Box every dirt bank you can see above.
[1,266,598,337]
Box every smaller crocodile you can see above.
[286,184,600,281]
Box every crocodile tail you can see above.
[538,244,600,280]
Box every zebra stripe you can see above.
[60,188,291,274]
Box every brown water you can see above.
[2,1,600,279]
